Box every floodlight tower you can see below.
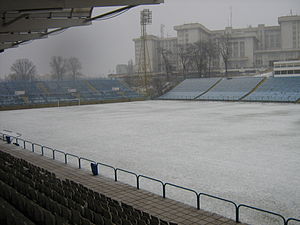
[139,9,152,94]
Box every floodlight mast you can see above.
[140,9,152,95]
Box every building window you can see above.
[270,35,275,48]
[233,42,238,58]
[240,42,245,57]
[256,59,262,66]
[275,35,280,48]
[293,23,297,48]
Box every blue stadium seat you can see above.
[158,78,220,100]
[0,79,141,107]
[197,77,264,100]
[244,77,300,102]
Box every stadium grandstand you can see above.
[158,78,220,100]
[0,150,177,225]
[158,76,300,103]
[196,77,265,101]
[0,79,142,109]
[243,77,300,102]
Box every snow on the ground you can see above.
[0,100,299,224]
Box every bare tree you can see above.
[218,33,231,76]
[205,39,218,77]
[177,44,193,79]
[151,77,164,97]
[158,47,173,81]
[190,41,208,77]
[67,57,82,80]
[10,58,37,81]
[50,56,67,81]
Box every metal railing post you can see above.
[41,146,44,156]
[78,158,81,169]
[32,143,34,152]
[137,176,140,189]
[236,207,239,223]
[52,150,55,160]
[114,169,117,181]
[163,184,166,198]
[65,154,67,164]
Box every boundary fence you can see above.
[1,132,299,225]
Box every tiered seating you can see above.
[244,77,300,102]
[88,79,140,100]
[0,150,176,225]
[158,78,220,100]
[0,79,141,107]
[197,77,264,100]
[160,76,300,103]
[0,83,8,96]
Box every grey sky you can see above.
[0,0,299,78]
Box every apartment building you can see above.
[133,15,300,75]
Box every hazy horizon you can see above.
[0,0,299,78]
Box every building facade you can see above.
[116,64,128,74]
[133,15,300,75]
[133,35,160,73]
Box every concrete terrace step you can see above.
[0,142,244,225]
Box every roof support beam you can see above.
[0,0,163,12]
[0,33,45,42]
[0,18,91,32]
[0,43,15,51]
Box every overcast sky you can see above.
[0,0,299,78]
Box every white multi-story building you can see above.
[133,15,300,75]
[133,35,160,73]
[116,64,128,74]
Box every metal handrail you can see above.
[53,149,66,161]
[0,131,299,225]
[41,146,54,157]
[199,192,238,221]
[65,153,80,168]
[96,162,116,179]
[165,182,199,209]
[24,140,33,151]
[137,175,164,195]
[79,157,95,170]
[115,168,138,187]
[286,218,300,225]
[18,138,26,149]
[33,143,43,154]
[237,204,286,224]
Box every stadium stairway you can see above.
[21,96,29,104]
[84,80,100,94]
[194,78,222,99]
[36,82,50,95]
[239,77,267,100]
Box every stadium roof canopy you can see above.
[0,0,163,53]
